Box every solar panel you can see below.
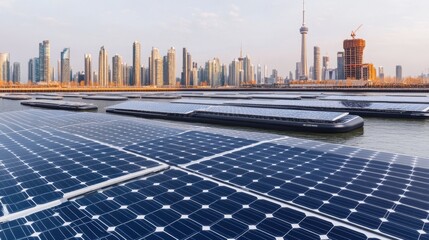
[227,100,429,112]
[124,131,257,165]
[0,109,427,240]
[173,99,228,105]
[107,101,209,115]
[196,106,349,122]
[186,142,429,239]
[174,99,429,113]
[82,95,128,101]
[322,95,429,104]
[61,119,186,147]
[0,169,376,240]
[0,128,164,218]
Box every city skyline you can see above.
[1,0,429,81]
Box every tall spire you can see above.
[302,0,305,26]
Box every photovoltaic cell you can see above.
[0,128,162,217]
[322,95,429,104]
[186,142,429,239]
[107,101,208,115]
[0,169,373,240]
[124,131,257,165]
[61,120,185,147]
[174,99,429,113]
[0,109,427,240]
[196,105,349,122]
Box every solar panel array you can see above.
[322,95,429,104]
[173,99,429,112]
[107,101,208,115]
[0,109,428,240]
[197,106,349,122]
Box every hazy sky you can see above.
[1,0,429,81]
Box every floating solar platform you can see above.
[82,95,128,101]
[107,101,208,116]
[182,94,253,99]
[107,101,364,133]
[250,94,302,100]
[21,100,98,111]
[217,99,429,119]
[322,95,429,104]
[0,109,427,240]
[1,94,32,100]
[140,94,182,100]
[62,94,86,98]
[34,96,64,100]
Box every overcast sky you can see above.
[1,0,428,81]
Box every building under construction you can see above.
[343,38,366,80]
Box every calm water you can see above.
[1,92,428,158]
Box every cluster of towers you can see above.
[0,53,21,83]
[23,41,274,88]
[297,1,377,81]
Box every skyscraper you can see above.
[344,38,366,79]
[12,62,20,83]
[228,59,241,87]
[98,46,109,87]
[396,65,403,82]
[337,52,345,80]
[257,64,262,84]
[299,0,309,80]
[150,47,163,86]
[242,56,253,84]
[28,58,40,83]
[60,48,71,84]
[112,55,123,86]
[313,46,321,81]
[133,41,141,87]
[181,48,192,87]
[84,54,92,86]
[166,47,176,87]
[39,40,50,83]
[378,66,385,80]
[0,53,10,82]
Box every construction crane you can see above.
[351,24,363,39]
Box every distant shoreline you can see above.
[1,87,429,93]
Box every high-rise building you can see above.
[141,66,149,86]
[191,63,199,87]
[98,46,109,87]
[84,54,92,86]
[28,58,40,83]
[12,62,20,83]
[337,52,345,80]
[60,48,71,84]
[256,64,262,84]
[313,46,321,81]
[228,59,241,87]
[299,0,309,80]
[166,47,176,87]
[133,41,141,87]
[361,64,376,81]
[242,56,253,84]
[396,65,403,81]
[221,64,228,86]
[181,48,192,87]
[378,66,385,80]
[112,55,123,86]
[207,58,221,87]
[344,38,365,79]
[0,53,10,82]
[295,62,301,80]
[150,47,163,86]
[323,56,329,69]
[39,40,50,83]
